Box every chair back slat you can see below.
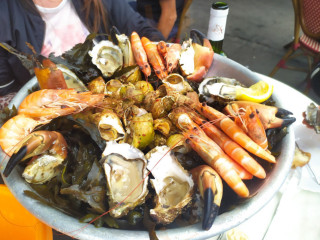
[300,0,320,39]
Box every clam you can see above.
[89,40,123,78]
[145,146,194,224]
[100,141,149,218]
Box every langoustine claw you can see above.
[191,165,223,230]
[3,131,67,184]
[226,101,296,129]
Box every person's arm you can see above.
[0,49,16,96]
[157,0,177,39]
[105,0,165,41]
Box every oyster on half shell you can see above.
[89,40,123,78]
[100,141,149,218]
[145,146,194,224]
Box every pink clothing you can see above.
[35,0,90,57]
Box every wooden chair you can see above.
[269,0,320,89]
[170,0,193,43]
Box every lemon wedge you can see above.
[235,80,273,103]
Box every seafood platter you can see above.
[0,29,295,239]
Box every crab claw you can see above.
[3,131,67,184]
[227,101,296,129]
[190,165,223,230]
[187,30,214,83]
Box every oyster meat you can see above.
[89,40,123,78]
[100,141,148,218]
[145,145,194,224]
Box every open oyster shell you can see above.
[100,141,149,218]
[145,146,194,224]
[89,40,123,78]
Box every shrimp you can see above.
[169,111,249,198]
[225,104,268,150]
[157,41,181,73]
[18,89,104,121]
[190,113,266,179]
[197,102,276,163]
[230,101,296,129]
[1,89,103,156]
[0,115,41,156]
[141,37,168,80]
[130,32,151,79]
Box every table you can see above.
[209,73,320,240]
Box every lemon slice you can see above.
[235,81,273,103]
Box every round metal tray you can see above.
[0,54,295,240]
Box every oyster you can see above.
[145,146,194,224]
[101,141,149,218]
[89,40,123,78]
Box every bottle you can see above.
[207,2,229,55]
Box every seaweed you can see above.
[48,33,102,84]
[0,105,18,126]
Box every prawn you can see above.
[1,89,103,156]
[197,102,276,163]
[230,101,296,129]
[169,111,250,198]
[157,41,181,73]
[130,32,151,79]
[225,104,268,150]
[141,37,168,80]
[0,115,41,156]
[18,89,104,121]
[190,112,266,179]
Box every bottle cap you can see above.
[212,2,229,10]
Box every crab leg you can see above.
[191,165,223,230]
[187,29,214,82]
[3,131,67,184]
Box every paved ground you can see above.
[182,0,320,104]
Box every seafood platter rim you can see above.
[0,54,295,240]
